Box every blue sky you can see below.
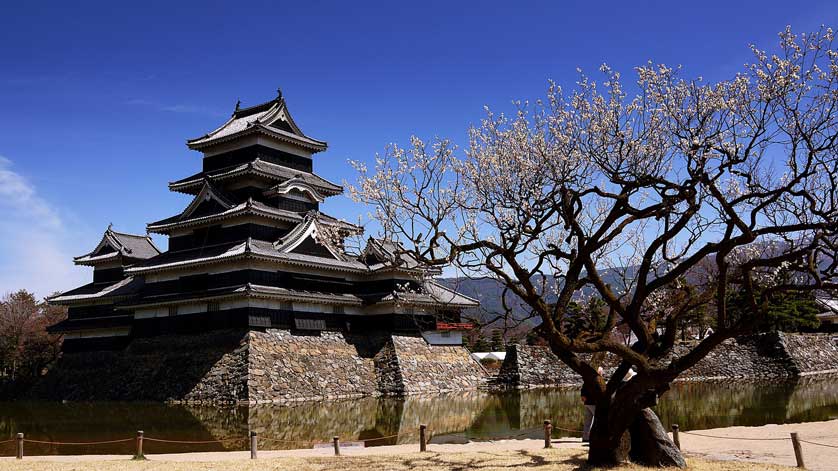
[1,0,836,298]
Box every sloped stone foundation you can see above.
[29,329,486,403]
[29,329,251,402]
[495,332,838,389]
[382,336,487,395]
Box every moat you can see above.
[1,377,836,456]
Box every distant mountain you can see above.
[437,267,635,328]
[438,240,836,333]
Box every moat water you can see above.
[1,377,836,456]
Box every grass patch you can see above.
[0,448,794,471]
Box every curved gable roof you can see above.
[187,92,327,153]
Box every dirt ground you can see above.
[674,419,838,471]
[2,419,836,470]
[0,447,791,471]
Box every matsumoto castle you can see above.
[41,91,485,403]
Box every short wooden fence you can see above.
[16,420,837,468]
[1,423,449,460]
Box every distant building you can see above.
[42,91,483,402]
[816,296,838,332]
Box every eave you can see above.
[125,239,368,276]
[168,160,342,196]
[118,283,363,310]
[147,201,358,235]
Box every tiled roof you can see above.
[48,277,143,304]
[147,200,358,234]
[263,177,325,202]
[816,296,838,319]
[118,283,363,309]
[362,237,423,270]
[169,159,342,195]
[126,236,367,275]
[74,227,160,265]
[186,95,327,152]
[380,280,479,308]
[246,284,363,305]
[273,212,348,260]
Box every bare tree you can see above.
[351,27,838,466]
[0,290,66,384]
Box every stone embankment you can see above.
[495,332,838,389]
[29,328,486,403]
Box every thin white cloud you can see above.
[124,98,225,117]
[0,157,91,300]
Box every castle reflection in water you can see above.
[1,377,837,456]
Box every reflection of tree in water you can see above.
[454,389,585,441]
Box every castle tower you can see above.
[45,91,483,402]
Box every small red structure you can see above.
[436,322,474,331]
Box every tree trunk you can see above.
[587,426,631,466]
[587,402,685,467]
[629,408,686,467]
[587,400,631,466]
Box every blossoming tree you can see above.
[350,27,838,466]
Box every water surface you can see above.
[1,377,836,456]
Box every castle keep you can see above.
[43,91,485,403]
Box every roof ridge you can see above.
[231,95,281,119]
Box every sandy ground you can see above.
[0,445,789,471]
[1,420,835,470]
[674,419,838,471]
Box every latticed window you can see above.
[207,302,220,312]
[332,305,345,314]
[280,301,293,311]
[168,306,179,317]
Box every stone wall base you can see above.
[29,329,486,403]
[495,332,838,389]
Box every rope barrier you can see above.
[359,433,401,443]
[257,437,318,444]
[552,426,583,433]
[474,429,539,443]
[143,437,242,444]
[680,431,789,441]
[799,439,838,449]
[0,438,16,445]
[22,438,134,446]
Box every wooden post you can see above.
[333,436,340,456]
[134,430,145,460]
[419,424,427,452]
[543,420,552,448]
[672,424,680,450]
[250,431,257,460]
[16,433,23,460]
[791,432,805,469]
